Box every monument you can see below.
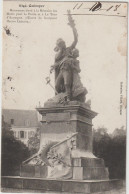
[21,10,108,180]
[2,10,123,193]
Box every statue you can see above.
[47,10,87,104]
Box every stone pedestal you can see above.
[21,101,109,180]
[72,158,109,180]
[38,102,96,154]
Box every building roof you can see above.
[2,109,40,128]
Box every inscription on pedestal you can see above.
[46,112,70,122]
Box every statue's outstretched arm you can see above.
[67,10,78,49]
[70,27,78,49]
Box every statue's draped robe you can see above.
[55,56,87,100]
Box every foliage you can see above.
[28,128,40,155]
[93,126,126,179]
[1,116,30,176]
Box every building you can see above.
[2,109,40,146]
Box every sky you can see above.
[2,1,127,133]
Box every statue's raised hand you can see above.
[50,65,55,74]
[67,10,75,28]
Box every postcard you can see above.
[1,1,127,193]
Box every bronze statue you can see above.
[48,10,87,103]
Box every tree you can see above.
[1,116,30,176]
[112,126,126,137]
[28,128,40,155]
[93,126,126,179]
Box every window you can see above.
[10,119,14,125]
[20,131,24,138]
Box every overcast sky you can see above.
[2,1,127,132]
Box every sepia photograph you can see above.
[1,1,127,193]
